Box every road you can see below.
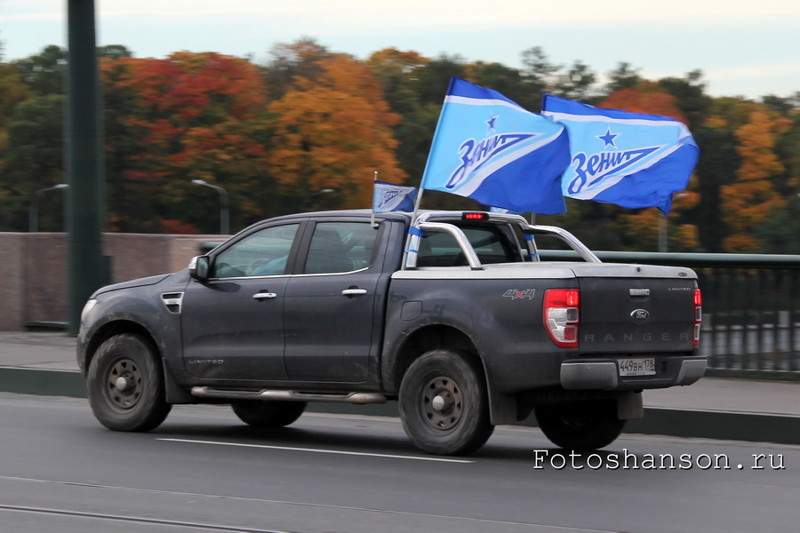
[0,393,797,533]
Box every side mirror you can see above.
[189,255,210,282]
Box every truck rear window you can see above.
[417,224,521,267]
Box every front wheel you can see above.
[86,333,172,432]
[535,400,625,451]
[231,401,307,428]
[399,349,494,456]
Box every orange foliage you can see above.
[720,108,785,252]
[367,48,429,71]
[599,82,688,123]
[616,188,701,251]
[267,53,407,208]
[160,219,199,234]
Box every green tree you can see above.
[606,62,641,93]
[466,61,535,109]
[553,60,596,101]
[15,45,67,96]
[367,48,434,182]
[520,46,560,110]
[0,95,65,230]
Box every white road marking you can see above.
[157,437,475,463]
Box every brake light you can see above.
[544,289,580,348]
[693,289,702,347]
[462,212,488,221]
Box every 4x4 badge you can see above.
[503,289,535,300]
[630,309,650,321]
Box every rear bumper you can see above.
[560,355,707,391]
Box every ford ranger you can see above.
[78,210,705,455]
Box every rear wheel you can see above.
[399,349,494,455]
[535,399,624,451]
[231,401,307,428]
[86,333,171,432]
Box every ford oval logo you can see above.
[630,309,650,321]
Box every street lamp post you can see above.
[658,215,668,253]
[191,179,230,235]
[29,183,69,232]
[658,193,689,252]
[306,188,335,210]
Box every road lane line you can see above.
[157,437,474,463]
[0,504,290,533]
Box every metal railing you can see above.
[541,250,800,381]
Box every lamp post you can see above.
[191,179,230,235]
[29,183,69,232]
[306,188,335,210]
[658,193,689,252]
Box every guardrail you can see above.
[540,251,800,381]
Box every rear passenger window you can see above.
[304,222,378,274]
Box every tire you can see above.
[535,399,625,451]
[231,401,307,428]
[86,333,172,432]
[399,349,494,456]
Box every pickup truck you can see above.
[78,209,706,455]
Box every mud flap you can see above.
[617,391,644,420]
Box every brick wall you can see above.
[0,232,221,330]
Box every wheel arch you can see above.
[387,325,482,393]
[386,324,519,426]
[83,320,156,371]
[82,320,193,404]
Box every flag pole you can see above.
[371,170,378,228]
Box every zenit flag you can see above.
[420,78,570,215]
[372,180,418,213]
[542,94,699,214]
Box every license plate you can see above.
[618,358,656,376]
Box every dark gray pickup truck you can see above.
[78,209,705,455]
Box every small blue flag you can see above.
[541,94,699,214]
[420,78,570,215]
[373,180,418,213]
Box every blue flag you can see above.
[373,180,418,213]
[541,94,699,214]
[420,78,570,215]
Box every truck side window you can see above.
[212,223,299,278]
[417,224,520,267]
[304,222,378,274]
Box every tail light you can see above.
[544,289,580,348]
[693,289,702,347]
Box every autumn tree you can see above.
[262,38,331,101]
[101,52,272,233]
[267,53,406,211]
[720,105,787,251]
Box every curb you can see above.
[1,367,797,446]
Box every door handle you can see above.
[252,291,278,300]
[341,288,367,297]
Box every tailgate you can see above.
[578,273,697,354]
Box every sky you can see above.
[1,0,798,100]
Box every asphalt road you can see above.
[1,393,798,533]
